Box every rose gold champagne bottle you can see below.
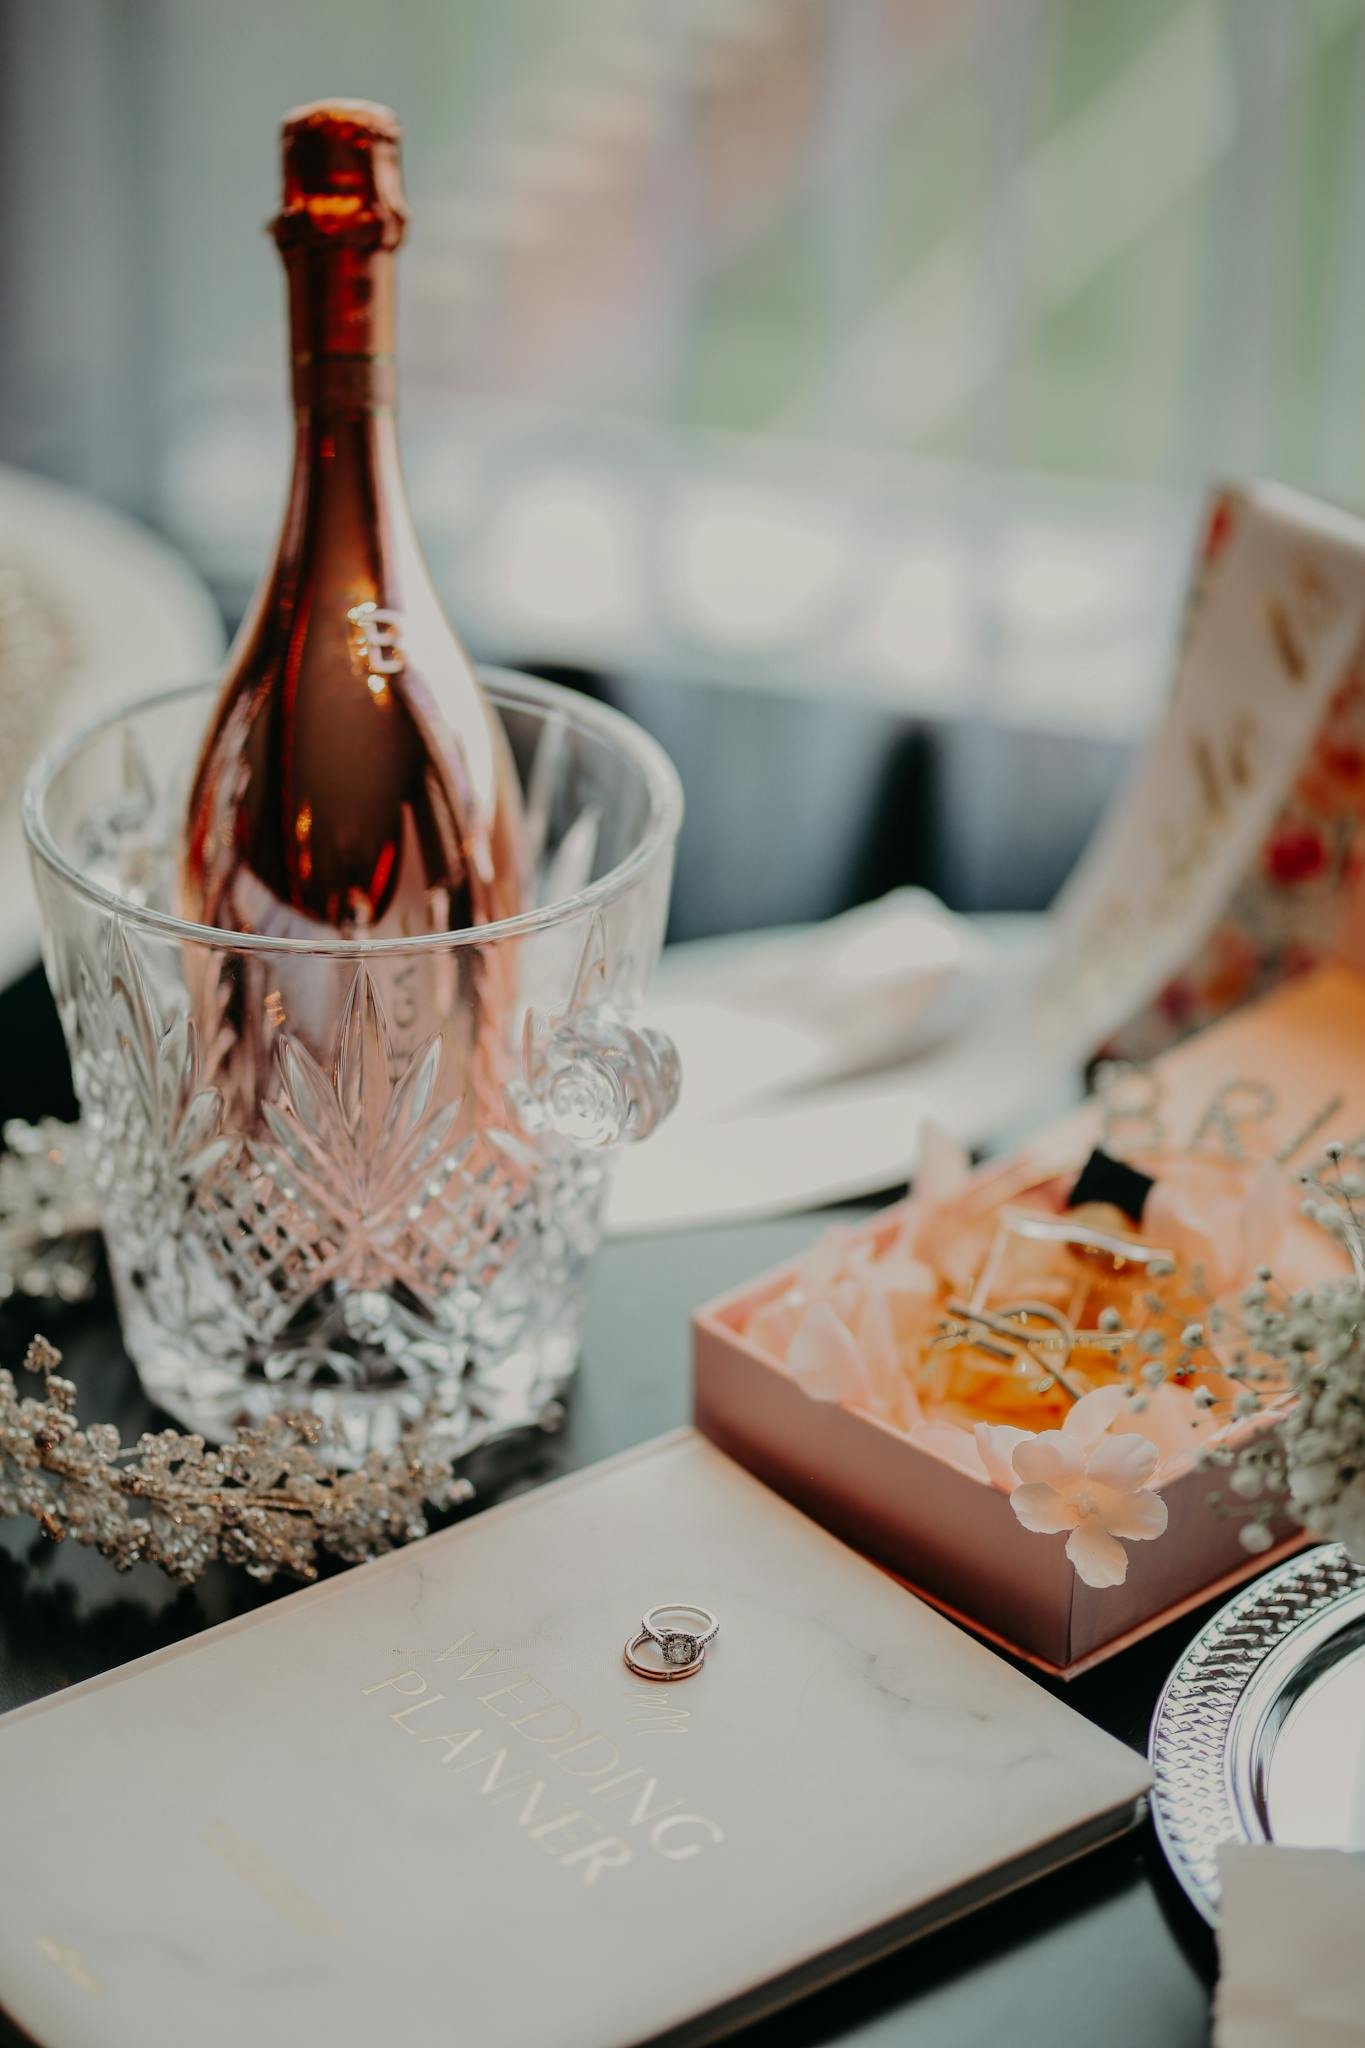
[179,101,523,1134]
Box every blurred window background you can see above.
[4,0,1363,933]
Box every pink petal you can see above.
[1085,1431,1159,1491]
[915,1202,997,1295]
[852,1289,924,1427]
[1065,1515,1129,1587]
[913,1120,971,1209]
[1012,1431,1082,1488]
[787,1304,872,1406]
[909,1422,989,1479]
[797,1225,857,1297]
[864,1272,937,1421]
[745,1292,804,1360]
[1239,1160,1293,1276]
[844,1237,878,1281]
[827,1278,862,1327]
[974,1422,1033,1491]
[1011,1482,1082,1534]
[1137,1381,1224,1472]
[1145,1172,1232,1287]
[871,1260,938,1310]
[893,1374,925,1432]
[852,1288,896,1397]
[1062,1385,1126,1448]
[1104,1489,1168,1541]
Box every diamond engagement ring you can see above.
[623,1630,704,1681]
[622,1604,719,1682]
[643,1604,719,1667]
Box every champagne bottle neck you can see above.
[277,399,415,597]
[285,244,396,411]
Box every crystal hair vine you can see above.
[0,1334,477,1585]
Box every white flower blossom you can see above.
[976,1387,1167,1588]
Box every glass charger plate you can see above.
[1149,1543,1365,1923]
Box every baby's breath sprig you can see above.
[1209,1146,1365,1561]
[0,1337,473,1584]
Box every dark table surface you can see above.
[0,967,1216,2048]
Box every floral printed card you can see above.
[1043,480,1365,1062]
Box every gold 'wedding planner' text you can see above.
[360,1631,725,1885]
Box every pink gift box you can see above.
[691,967,1365,1678]
[692,1234,1304,1678]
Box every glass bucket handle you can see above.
[521,1004,680,1150]
[516,917,681,1151]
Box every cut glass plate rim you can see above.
[1148,1540,1365,1925]
[0,463,226,990]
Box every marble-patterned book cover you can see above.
[0,1431,1150,2048]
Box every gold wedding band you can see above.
[622,1629,706,1682]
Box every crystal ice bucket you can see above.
[23,671,682,1454]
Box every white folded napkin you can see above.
[1216,1844,1365,2045]
[652,889,988,1121]
[608,899,1067,1233]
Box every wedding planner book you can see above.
[0,1431,1150,2047]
